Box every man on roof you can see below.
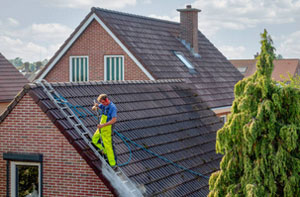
[92,94,117,168]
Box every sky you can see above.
[0,0,300,62]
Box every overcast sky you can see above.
[0,0,300,62]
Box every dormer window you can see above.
[174,51,195,70]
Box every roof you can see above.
[230,59,300,81]
[0,53,29,102]
[1,79,223,196]
[36,7,243,109]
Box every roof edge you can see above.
[29,79,184,89]
[35,11,94,80]
[91,13,155,80]
[0,85,31,123]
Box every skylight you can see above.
[174,52,194,70]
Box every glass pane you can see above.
[72,58,75,82]
[76,58,80,82]
[111,57,115,80]
[81,58,84,81]
[175,52,194,69]
[106,58,110,80]
[116,57,119,80]
[85,58,88,81]
[121,57,123,80]
[16,165,39,197]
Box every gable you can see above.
[37,13,154,82]
[0,93,114,196]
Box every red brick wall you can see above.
[45,19,149,82]
[0,94,114,196]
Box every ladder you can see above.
[39,80,143,197]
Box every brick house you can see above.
[0,53,29,115]
[1,80,223,196]
[35,5,243,120]
[230,58,300,81]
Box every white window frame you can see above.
[174,52,194,69]
[104,55,125,81]
[10,161,41,197]
[69,56,89,82]
[220,115,227,124]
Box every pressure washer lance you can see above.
[94,99,100,123]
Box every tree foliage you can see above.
[209,29,300,197]
[9,57,48,72]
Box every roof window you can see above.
[174,52,195,71]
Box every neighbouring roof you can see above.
[1,79,223,196]
[36,7,243,109]
[230,59,300,81]
[0,53,29,102]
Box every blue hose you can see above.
[113,130,209,179]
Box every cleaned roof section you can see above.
[27,79,223,196]
[230,59,300,81]
[0,53,29,102]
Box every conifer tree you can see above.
[209,29,300,196]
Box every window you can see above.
[104,55,124,81]
[3,153,43,197]
[70,56,89,82]
[237,67,247,74]
[11,162,41,197]
[220,115,227,124]
[174,51,194,70]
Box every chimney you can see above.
[177,5,201,54]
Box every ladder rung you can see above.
[68,115,75,118]
[73,124,81,127]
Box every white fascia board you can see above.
[211,105,232,114]
[37,13,154,81]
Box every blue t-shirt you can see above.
[98,102,117,122]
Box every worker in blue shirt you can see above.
[92,94,117,168]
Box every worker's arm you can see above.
[92,103,100,111]
[97,117,117,128]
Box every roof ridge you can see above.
[92,7,179,25]
[30,79,184,88]
[230,58,300,61]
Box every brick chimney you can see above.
[177,5,201,54]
